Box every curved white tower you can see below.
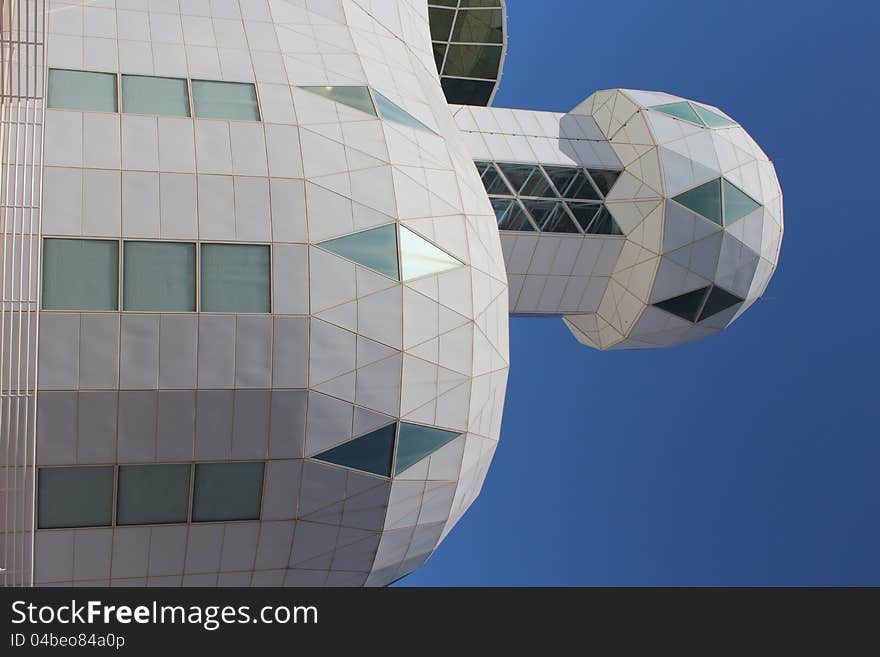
[0,0,781,587]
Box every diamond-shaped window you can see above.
[395,423,461,475]
[699,285,744,320]
[673,177,761,226]
[651,101,737,129]
[692,104,736,128]
[313,424,397,477]
[399,226,463,281]
[673,179,723,226]
[318,224,399,280]
[299,85,376,116]
[722,179,761,224]
[373,90,434,133]
[651,101,704,126]
[653,285,744,323]
[312,422,463,478]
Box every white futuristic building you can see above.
[0,0,782,587]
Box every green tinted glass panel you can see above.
[543,166,579,197]
[698,286,743,322]
[564,170,601,200]
[191,80,260,120]
[567,202,600,232]
[395,423,461,475]
[519,168,556,198]
[451,8,504,44]
[429,0,458,5]
[459,0,501,5]
[117,464,190,525]
[314,424,397,477]
[651,101,704,126]
[479,162,513,195]
[433,42,448,71]
[442,43,502,79]
[429,7,455,40]
[722,178,761,224]
[440,77,495,105]
[318,224,399,280]
[38,466,114,529]
[494,199,535,231]
[586,206,623,235]
[673,178,723,225]
[654,286,710,323]
[399,226,462,280]
[192,462,264,522]
[200,243,270,312]
[522,200,578,233]
[123,241,195,311]
[496,163,533,194]
[692,104,736,128]
[491,198,512,225]
[42,238,118,310]
[588,170,621,197]
[47,69,117,112]
[122,75,189,117]
[299,85,376,116]
[373,90,433,132]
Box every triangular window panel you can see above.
[543,165,580,197]
[698,286,744,321]
[518,167,556,198]
[692,104,736,128]
[373,90,433,132]
[478,162,513,195]
[673,178,723,226]
[650,101,704,126]
[587,169,621,197]
[492,198,535,231]
[567,202,600,232]
[399,226,463,281]
[318,224,399,281]
[300,86,376,116]
[561,169,601,200]
[313,423,397,477]
[584,206,623,235]
[722,178,761,224]
[522,199,579,233]
[496,163,536,195]
[653,286,711,323]
[395,422,461,475]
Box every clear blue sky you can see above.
[400,0,880,586]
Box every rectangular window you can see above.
[123,241,196,311]
[191,80,260,121]
[116,464,191,526]
[38,466,114,529]
[47,69,117,113]
[192,462,265,522]
[42,238,119,311]
[200,243,270,313]
[121,74,190,117]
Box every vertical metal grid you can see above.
[0,0,46,587]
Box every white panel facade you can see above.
[1,0,782,588]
